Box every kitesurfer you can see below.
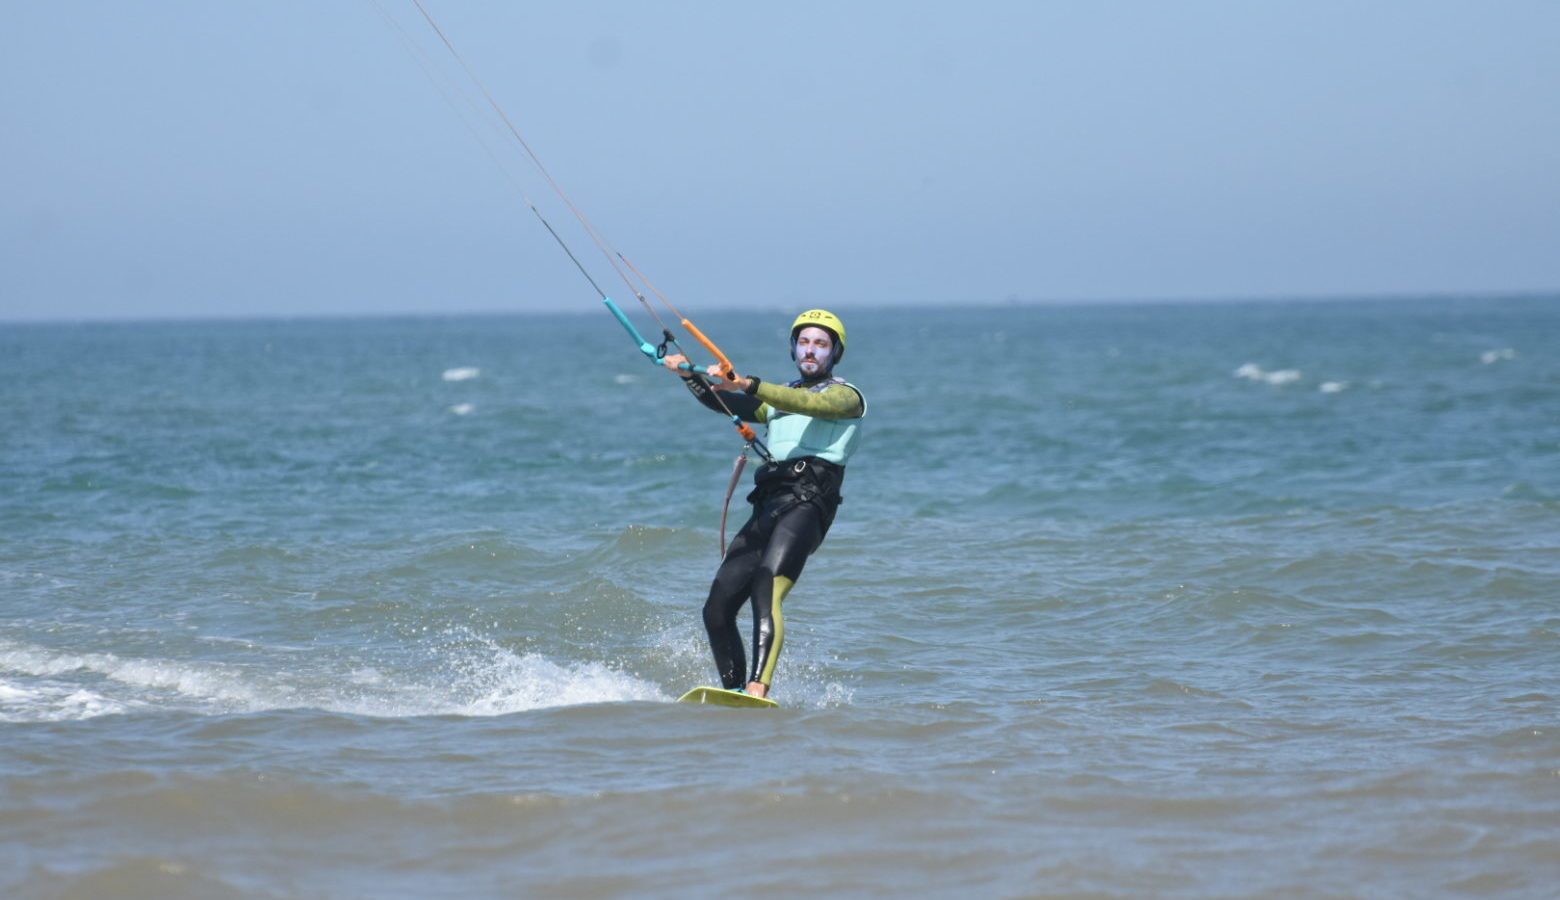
[662,309,865,699]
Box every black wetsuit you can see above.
[680,374,854,690]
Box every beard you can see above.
[795,352,830,378]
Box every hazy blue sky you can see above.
[4,1,1558,321]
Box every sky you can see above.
[3,1,1558,321]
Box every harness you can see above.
[749,456,844,514]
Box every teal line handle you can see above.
[602,296,710,374]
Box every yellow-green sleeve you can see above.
[752,381,864,420]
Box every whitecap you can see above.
[1480,348,1517,365]
[1234,363,1302,386]
[452,651,666,716]
[0,631,668,722]
[0,640,269,718]
[0,673,131,722]
[412,630,666,716]
[1319,381,1349,393]
[449,403,475,416]
[442,366,481,382]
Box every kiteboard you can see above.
[677,686,779,709]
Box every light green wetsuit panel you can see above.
[753,380,865,466]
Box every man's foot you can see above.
[745,681,769,699]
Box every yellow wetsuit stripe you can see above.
[758,575,794,686]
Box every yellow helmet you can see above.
[790,309,847,364]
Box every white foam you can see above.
[0,640,270,718]
[448,403,476,416]
[442,366,481,382]
[1319,381,1349,393]
[0,635,668,722]
[445,648,666,717]
[1480,348,1517,365]
[1234,363,1303,386]
[349,630,667,717]
[818,681,856,707]
[0,675,131,722]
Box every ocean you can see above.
[2,297,1557,898]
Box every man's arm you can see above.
[753,381,863,420]
[681,374,767,423]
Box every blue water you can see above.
[3,297,1558,899]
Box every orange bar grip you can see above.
[681,318,738,381]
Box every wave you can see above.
[0,634,667,723]
[1234,362,1369,394]
[1233,362,1303,386]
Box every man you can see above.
[662,309,865,699]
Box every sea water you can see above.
[2,297,1557,899]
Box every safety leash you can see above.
[720,447,751,557]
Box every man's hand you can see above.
[661,353,694,377]
[710,370,753,392]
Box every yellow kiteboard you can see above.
[677,686,780,709]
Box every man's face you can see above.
[793,327,835,378]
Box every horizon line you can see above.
[4,288,1556,327]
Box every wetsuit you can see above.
[680,373,865,690]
